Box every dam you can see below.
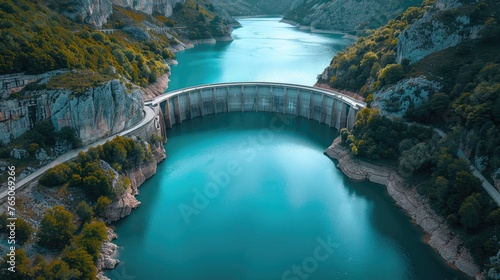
[146,82,366,133]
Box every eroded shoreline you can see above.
[325,137,481,279]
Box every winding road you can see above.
[1,86,498,208]
[434,128,500,206]
[0,106,156,200]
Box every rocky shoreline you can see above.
[280,19,358,39]
[97,140,166,280]
[325,137,481,279]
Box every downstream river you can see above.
[106,18,468,280]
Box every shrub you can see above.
[61,245,96,279]
[37,206,76,250]
[75,201,94,224]
[94,196,111,216]
[75,221,107,261]
[39,163,73,186]
[378,64,405,86]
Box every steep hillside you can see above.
[210,0,298,16]
[210,0,260,16]
[46,0,186,28]
[0,0,232,78]
[318,0,500,275]
[245,0,301,15]
[0,0,234,183]
[283,0,422,34]
[318,0,500,172]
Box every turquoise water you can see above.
[167,18,352,90]
[106,18,468,279]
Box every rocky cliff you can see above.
[98,137,166,279]
[65,0,113,28]
[283,0,422,33]
[211,0,298,16]
[0,76,144,146]
[371,76,442,118]
[396,0,484,64]
[59,0,185,27]
[111,0,185,17]
[102,136,166,223]
[326,137,481,279]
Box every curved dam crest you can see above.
[107,17,469,280]
[146,82,366,133]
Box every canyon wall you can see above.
[0,77,144,146]
[283,0,422,33]
[396,0,483,64]
[60,0,186,27]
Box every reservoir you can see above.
[106,18,468,279]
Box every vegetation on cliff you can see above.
[170,0,233,39]
[330,0,500,271]
[211,0,296,16]
[317,2,432,94]
[0,0,232,87]
[320,0,500,182]
[283,0,422,34]
[0,136,155,278]
[340,108,499,270]
[0,121,81,183]
[40,136,153,200]
[0,0,167,86]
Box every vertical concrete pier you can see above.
[146,82,366,130]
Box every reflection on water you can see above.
[106,18,468,280]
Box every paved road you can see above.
[0,106,156,200]
[434,128,500,206]
[4,86,498,207]
[145,82,367,110]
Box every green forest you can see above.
[329,0,500,271]
[0,136,154,279]
[0,0,229,87]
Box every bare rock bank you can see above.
[97,139,166,279]
[325,137,481,279]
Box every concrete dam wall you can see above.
[146,82,366,131]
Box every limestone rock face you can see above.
[72,0,113,28]
[53,0,112,28]
[396,0,483,64]
[102,139,166,223]
[372,76,442,118]
[111,0,185,17]
[0,99,34,145]
[283,0,421,32]
[10,148,29,160]
[211,0,298,16]
[97,228,120,272]
[61,0,185,27]
[48,80,144,145]
[0,79,143,146]
[143,72,170,100]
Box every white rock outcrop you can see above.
[61,0,186,28]
[111,0,185,17]
[0,79,144,146]
[72,0,114,28]
[97,228,119,280]
[372,76,442,118]
[397,0,483,64]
